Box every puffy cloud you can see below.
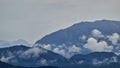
[107,33,120,45]
[68,45,81,53]
[41,44,52,50]
[67,45,81,58]
[21,47,47,58]
[92,29,104,38]
[84,37,113,52]
[53,45,81,58]
[53,47,66,57]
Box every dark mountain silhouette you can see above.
[0,60,59,68]
[70,52,118,64]
[0,45,69,67]
[0,45,30,59]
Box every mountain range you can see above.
[0,45,69,67]
[0,45,120,68]
[0,20,120,68]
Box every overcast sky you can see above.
[0,0,120,44]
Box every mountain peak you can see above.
[35,19,120,45]
[35,20,120,57]
[0,39,32,48]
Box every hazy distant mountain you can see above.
[0,39,32,48]
[0,40,11,48]
[35,20,120,58]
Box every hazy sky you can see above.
[0,0,120,44]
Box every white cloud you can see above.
[84,37,113,52]
[53,45,81,58]
[37,44,67,57]
[41,44,52,50]
[92,29,104,38]
[53,47,66,57]
[21,47,47,58]
[0,56,13,63]
[68,45,81,53]
[107,33,120,45]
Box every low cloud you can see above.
[21,47,47,58]
[41,44,52,50]
[68,45,81,53]
[53,47,66,57]
[0,56,13,63]
[84,37,113,52]
[107,33,120,45]
[40,44,81,58]
[92,29,104,38]
[53,45,81,58]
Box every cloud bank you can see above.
[21,47,47,59]
[40,44,81,58]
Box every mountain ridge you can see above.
[35,20,120,58]
[35,20,120,45]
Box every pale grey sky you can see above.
[0,0,120,44]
